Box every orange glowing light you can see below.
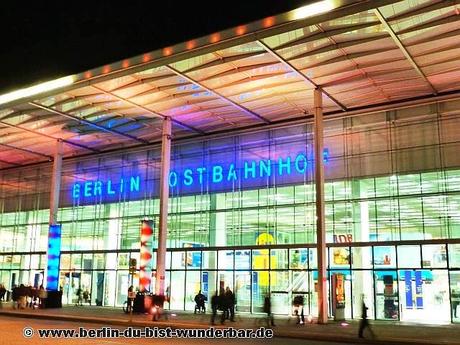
[163,47,173,56]
[122,60,130,68]
[142,54,151,62]
[263,16,275,28]
[236,25,246,35]
[186,40,196,50]
[102,65,111,74]
[210,33,221,43]
[84,71,92,79]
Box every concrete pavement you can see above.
[0,303,459,344]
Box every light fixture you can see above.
[291,0,335,20]
[0,75,75,105]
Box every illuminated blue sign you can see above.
[71,151,329,202]
[46,224,62,291]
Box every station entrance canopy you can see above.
[0,0,459,170]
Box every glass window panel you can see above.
[449,244,460,268]
[218,250,233,270]
[270,249,288,269]
[71,254,82,270]
[422,244,447,268]
[171,251,185,269]
[252,249,270,270]
[329,247,350,268]
[352,247,372,269]
[446,169,460,192]
[450,271,460,323]
[289,248,308,269]
[373,246,396,268]
[397,245,421,268]
[202,250,217,270]
[234,249,250,270]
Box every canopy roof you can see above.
[0,0,459,168]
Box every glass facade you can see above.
[1,99,460,323]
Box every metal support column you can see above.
[155,117,172,296]
[314,88,328,324]
[49,139,63,225]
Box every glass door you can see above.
[234,271,250,312]
[375,271,399,320]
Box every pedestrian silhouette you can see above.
[358,299,375,338]
[263,294,275,327]
[210,291,220,325]
[194,290,206,314]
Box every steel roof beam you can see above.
[29,102,149,144]
[256,40,347,111]
[0,142,52,160]
[0,158,21,167]
[374,8,437,95]
[388,0,460,22]
[91,85,206,134]
[0,0,403,111]
[165,65,271,124]
[0,119,99,153]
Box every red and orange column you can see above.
[139,220,154,292]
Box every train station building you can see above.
[0,0,460,323]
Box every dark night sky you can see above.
[0,1,307,94]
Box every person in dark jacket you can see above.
[11,285,18,309]
[210,292,220,325]
[358,300,375,338]
[293,295,305,324]
[194,290,206,314]
[0,284,6,302]
[223,287,235,322]
[263,294,275,327]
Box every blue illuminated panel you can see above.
[46,224,62,291]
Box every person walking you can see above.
[75,286,83,306]
[263,294,275,327]
[220,288,228,324]
[293,295,305,324]
[0,284,6,301]
[11,285,18,309]
[358,300,375,338]
[0,283,5,308]
[210,292,220,325]
[452,289,459,319]
[224,287,235,322]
